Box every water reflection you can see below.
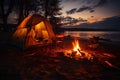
[64,31,120,42]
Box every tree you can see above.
[17,0,37,23]
[45,0,48,18]
[46,0,62,33]
[0,0,15,30]
[36,0,62,33]
[36,0,62,18]
[0,0,62,28]
[47,0,62,18]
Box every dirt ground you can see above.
[0,36,120,80]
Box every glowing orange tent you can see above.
[13,14,56,48]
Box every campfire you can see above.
[64,38,93,60]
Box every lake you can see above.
[64,31,120,42]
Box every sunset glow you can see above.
[60,0,120,28]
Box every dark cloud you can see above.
[71,19,79,24]
[89,9,95,13]
[61,16,88,26]
[77,7,91,12]
[66,6,94,15]
[66,0,108,14]
[107,0,120,13]
[76,6,95,13]
[65,16,73,20]
[96,0,108,6]
[63,16,79,24]
[70,17,87,24]
[94,0,108,7]
[85,0,108,7]
[95,16,120,29]
[66,8,77,14]
[77,16,120,30]
[78,17,88,22]
[62,0,79,3]
[76,0,108,13]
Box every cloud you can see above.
[66,0,108,15]
[84,0,108,7]
[77,6,94,13]
[66,6,94,14]
[94,0,108,7]
[62,0,79,3]
[77,0,108,12]
[95,16,120,29]
[77,7,91,12]
[78,17,88,22]
[61,16,88,27]
[89,9,95,13]
[62,16,79,24]
[66,8,77,14]
[76,16,120,30]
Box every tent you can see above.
[13,14,56,48]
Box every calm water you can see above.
[64,31,120,42]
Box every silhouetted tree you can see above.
[17,0,37,23]
[0,0,15,31]
[48,0,62,18]
[45,0,48,18]
[36,0,62,18]
[47,0,62,30]
[35,0,62,33]
[17,0,24,23]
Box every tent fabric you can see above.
[13,14,56,48]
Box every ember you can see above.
[64,39,93,60]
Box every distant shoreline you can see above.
[60,28,120,32]
[0,23,120,32]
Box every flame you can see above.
[72,39,81,56]
[72,38,93,60]
[64,38,93,60]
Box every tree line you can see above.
[0,0,62,31]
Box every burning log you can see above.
[105,61,120,70]
[64,39,93,60]
[77,49,85,56]
[71,51,77,57]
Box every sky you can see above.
[60,0,120,29]
[1,0,120,29]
